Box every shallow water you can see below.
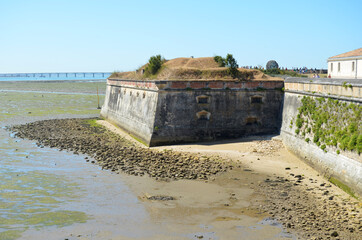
[0,91,104,122]
[0,82,295,240]
[0,80,106,94]
[0,127,157,240]
[0,129,88,238]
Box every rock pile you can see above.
[9,118,233,181]
[257,173,361,239]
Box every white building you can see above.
[327,48,362,79]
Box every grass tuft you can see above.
[329,177,358,200]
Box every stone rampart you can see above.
[101,77,362,195]
[101,79,284,146]
[281,77,362,195]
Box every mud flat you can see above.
[10,118,233,181]
[0,80,106,94]
[8,118,362,239]
[1,81,292,239]
[7,119,292,240]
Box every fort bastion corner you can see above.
[101,57,361,197]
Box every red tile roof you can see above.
[330,48,362,58]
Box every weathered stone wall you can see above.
[281,77,362,195]
[100,81,159,145]
[101,77,362,195]
[152,88,283,146]
[101,79,284,146]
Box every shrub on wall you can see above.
[225,54,239,79]
[213,54,239,79]
[214,56,226,67]
[295,96,362,154]
[144,55,165,76]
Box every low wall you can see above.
[101,79,284,146]
[281,77,362,196]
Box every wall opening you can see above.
[338,62,340,72]
[196,110,211,120]
[199,115,209,120]
[251,96,262,104]
[331,63,333,72]
[196,95,210,104]
[246,117,258,125]
[352,62,355,71]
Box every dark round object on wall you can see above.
[266,60,279,69]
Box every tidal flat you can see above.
[0,82,105,239]
[1,81,360,240]
[0,81,293,240]
[0,80,106,95]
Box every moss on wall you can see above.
[294,96,362,154]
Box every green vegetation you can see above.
[0,171,88,238]
[129,133,148,146]
[0,81,106,94]
[144,55,165,76]
[329,177,358,199]
[0,91,104,121]
[85,119,102,128]
[0,230,23,240]
[213,54,239,79]
[294,96,362,154]
[225,54,239,78]
[263,69,307,77]
[342,81,353,89]
[213,56,226,67]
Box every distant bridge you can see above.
[0,72,112,78]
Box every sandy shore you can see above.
[98,120,362,239]
[5,117,361,239]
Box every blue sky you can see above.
[0,0,361,73]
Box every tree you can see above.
[226,54,239,79]
[214,56,226,67]
[214,54,239,79]
[145,55,164,76]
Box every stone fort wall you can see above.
[101,77,362,195]
[281,78,362,196]
[101,79,284,146]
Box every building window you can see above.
[352,62,355,71]
[251,96,262,104]
[198,97,208,104]
[196,95,210,104]
[331,63,333,72]
[338,62,340,72]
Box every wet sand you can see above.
[9,119,293,240]
[0,85,291,240]
[98,121,362,240]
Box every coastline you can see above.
[1,80,360,239]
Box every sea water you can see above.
[0,72,111,82]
